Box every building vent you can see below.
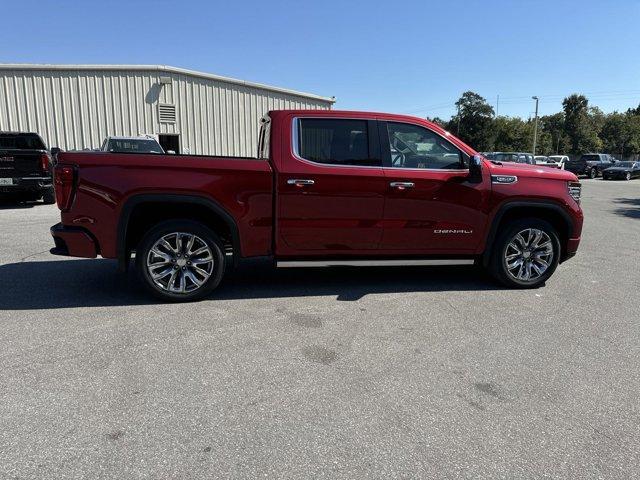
[158,104,176,124]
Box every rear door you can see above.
[379,120,490,253]
[275,116,386,255]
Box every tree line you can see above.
[430,92,640,158]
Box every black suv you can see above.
[565,153,617,178]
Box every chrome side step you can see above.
[276,259,475,268]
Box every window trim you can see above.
[291,116,383,169]
[379,120,469,171]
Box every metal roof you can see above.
[0,63,336,104]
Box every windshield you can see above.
[493,153,519,162]
[611,161,634,168]
[0,133,46,150]
[107,139,164,154]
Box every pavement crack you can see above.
[19,249,50,262]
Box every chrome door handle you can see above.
[287,178,315,187]
[390,181,415,190]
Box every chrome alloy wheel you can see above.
[504,228,554,282]
[146,232,214,294]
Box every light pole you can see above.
[532,96,539,155]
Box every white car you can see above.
[535,155,567,169]
[100,135,168,154]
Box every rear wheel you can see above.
[589,167,597,179]
[135,220,225,301]
[625,172,631,181]
[42,186,56,204]
[488,218,560,289]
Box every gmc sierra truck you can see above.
[0,132,55,203]
[50,110,583,301]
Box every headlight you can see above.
[568,181,581,203]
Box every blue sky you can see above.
[2,0,639,120]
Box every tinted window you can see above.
[385,122,464,169]
[580,154,600,162]
[297,119,377,166]
[494,153,519,163]
[0,133,46,150]
[107,139,164,153]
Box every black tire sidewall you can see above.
[42,187,56,204]
[590,168,597,179]
[489,218,561,289]
[135,220,225,302]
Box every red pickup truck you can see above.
[50,110,583,301]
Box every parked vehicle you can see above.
[602,161,640,181]
[50,110,583,301]
[101,135,166,154]
[485,152,536,165]
[547,155,568,169]
[0,132,55,203]
[535,155,566,169]
[565,153,617,178]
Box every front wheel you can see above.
[488,218,561,289]
[626,172,631,181]
[589,167,598,179]
[135,220,225,301]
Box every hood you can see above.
[485,160,578,181]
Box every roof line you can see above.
[0,63,336,104]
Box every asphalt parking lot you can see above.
[0,179,639,479]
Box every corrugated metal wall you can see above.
[0,67,332,157]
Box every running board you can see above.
[276,259,475,268]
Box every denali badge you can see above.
[434,229,473,234]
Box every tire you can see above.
[135,219,225,302]
[589,167,597,179]
[488,218,561,289]
[625,172,631,181]
[42,187,56,204]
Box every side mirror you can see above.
[468,154,483,183]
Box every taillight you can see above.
[41,153,51,172]
[54,164,76,211]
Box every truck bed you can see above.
[56,151,274,259]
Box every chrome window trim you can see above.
[291,116,469,172]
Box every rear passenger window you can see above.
[297,118,379,166]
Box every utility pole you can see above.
[532,96,539,155]
[456,104,461,135]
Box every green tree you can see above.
[492,116,532,151]
[562,94,601,154]
[447,91,495,151]
[539,113,568,154]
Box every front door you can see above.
[379,120,489,254]
[276,117,386,255]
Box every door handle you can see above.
[287,179,315,187]
[390,181,415,190]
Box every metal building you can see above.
[0,64,334,156]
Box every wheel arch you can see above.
[482,201,574,267]
[117,193,240,272]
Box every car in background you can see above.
[0,131,55,203]
[535,155,566,169]
[602,161,640,181]
[565,153,617,178]
[547,155,568,169]
[484,152,536,165]
[101,135,167,154]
